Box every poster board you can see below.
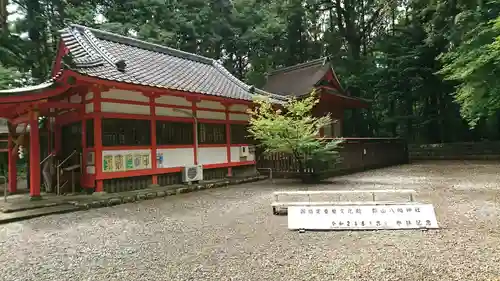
[102,149,152,172]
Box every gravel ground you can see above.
[1,161,500,281]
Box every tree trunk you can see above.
[0,0,7,32]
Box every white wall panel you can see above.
[101,102,150,115]
[196,110,226,120]
[197,100,225,110]
[230,146,255,162]
[101,89,149,102]
[156,107,193,117]
[229,113,249,121]
[70,94,82,103]
[229,104,249,112]
[85,103,94,113]
[85,92,94,100]
[198,147,227,165]
[157,148,194,168]
[155,95,191,106]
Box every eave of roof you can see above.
[320,87,371,105]
[0,81,55,95]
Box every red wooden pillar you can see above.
[192,100,198,165]
[81,116,87,187]
[225,104,232,177]
[29,111,41,199]
[7,133,17,193]
[150,94,158,185]
[93,87,104,192]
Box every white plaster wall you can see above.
[197,100,225,110]
[230,146,255,162]
[85,92,94,100]
[70,94,82,103]
[198,147,227,165]
[229,113,249,121]
[155,95,191,106]
[101,102,150,115]
[229,104,248,112]
[85,103,94,113]
[101,89,149,102]
[196,110,226,120]
[156,107,193,117]
[157,148,194,168]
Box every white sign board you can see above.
[287,204,439,230]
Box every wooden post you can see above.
[225,104,232,177]
[29,111,41,199]
[150,94,158,185]
[192,100,198,165]
[93,87,104,192]
[7,133,17,193]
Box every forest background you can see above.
[1,0,499,144]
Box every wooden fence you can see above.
[256,138,409,178]
[409,141,500,160]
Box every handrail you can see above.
[57,150,77,168]
[56,150,78,195]
[40,153,54,165]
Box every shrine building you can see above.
[261,57,369,138]
[0,24,368,198]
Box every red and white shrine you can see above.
[0,24,368,198]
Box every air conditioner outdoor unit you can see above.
[239,145,249,157]
[182,164,203,183]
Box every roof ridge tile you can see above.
[70,24,214,66]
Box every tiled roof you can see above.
[59,24,288,104]
[262,58,332,97]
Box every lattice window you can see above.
[198,123,226,144]
[230,124,253,144]
[102,118,151,146]
[156,120,193,145]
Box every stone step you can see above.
[0,204,82,225]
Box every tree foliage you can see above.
[248,91,343,181]
[1,0,500,142]
[438,15,500,127]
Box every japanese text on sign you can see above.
[288,204,439,230]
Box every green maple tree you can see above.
[248,90,343,182]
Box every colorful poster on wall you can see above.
[126,154,134,170]
[134,154,142,169]
[156,152,164,168]
[114,154,125,171]
[103,155,114,172]
[142,154,150,168]
[102,150,151,172]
